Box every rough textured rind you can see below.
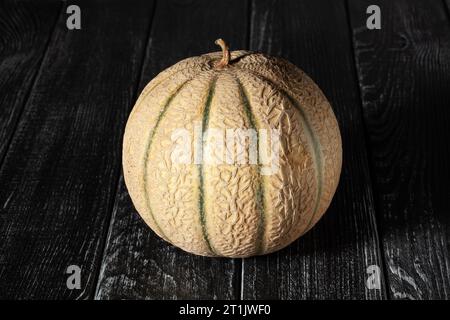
[235,70,318,254]
[123,50,342,257]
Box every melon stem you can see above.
[215,38,230,68]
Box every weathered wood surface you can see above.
[95,0,249,300]
[0,1,154,299]
[241,0,386,299]
[0,0,449,300]
[0,1,60,169]
[348,0,450,299]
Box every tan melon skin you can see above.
[123,49,342,258]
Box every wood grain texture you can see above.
[445,0,450,17]
[0,1,60,168]
[0,1,154,299]
[241,0,386,299]
[348,0,450,299]
[95,0,249,299]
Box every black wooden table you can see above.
[0,0,449,300]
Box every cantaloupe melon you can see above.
[123,39,342,258]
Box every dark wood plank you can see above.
[348,0,450,299]
[241,0,386,299]
[0,1,60,167]
[0,0,154,299]
[95,0,249,300]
